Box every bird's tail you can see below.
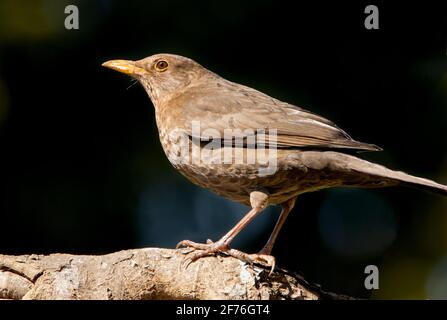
[376,167,447,196]
[303,151,447,196]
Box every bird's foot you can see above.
[176,239,218,251]
[176,239,276,274]
[226,249,276,275]
[176,239,229,268]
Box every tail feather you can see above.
[315,152,447,196]
[381,168,447,196]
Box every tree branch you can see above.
[0,248,350,300]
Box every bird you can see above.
[102,53,447,270]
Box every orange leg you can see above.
[259,197,297,255]
[176,190,269,266]
[177,193,298,273]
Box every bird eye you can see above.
[155,60,169,72]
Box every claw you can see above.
[176,239,216,250]
[176,240,193,249]
[226,249,276,275]
[176,241,185,249]
[181,256,195,270]
[179,247,195,255]
[257,255,276,275]
[175,239,277,274]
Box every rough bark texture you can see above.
[0,248,349,300]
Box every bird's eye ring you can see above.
[155,60,169,72]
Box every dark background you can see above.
[0,1,446,299]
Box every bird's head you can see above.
[102,53,206,106]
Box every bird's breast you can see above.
[155,123,315,204]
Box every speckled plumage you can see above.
[103,54,447,267]
[119,54,446,203]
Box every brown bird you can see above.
[103,54,447,270]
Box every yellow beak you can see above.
[102,59,146,76]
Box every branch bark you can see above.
[0,248,349,300]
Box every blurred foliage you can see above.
[0,0,58,42]
[375,255,432,299]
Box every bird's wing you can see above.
[174,82,381,152]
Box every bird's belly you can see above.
[158,131,339,205]
[173,159,326,206]
[175,162,262,205]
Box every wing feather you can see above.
[169,79,381,152]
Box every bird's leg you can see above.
[177,190,269,267]
[220,197,297,273]
[259,197,297,255]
